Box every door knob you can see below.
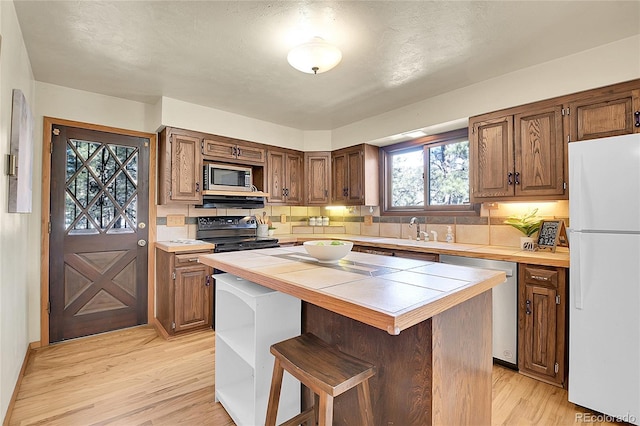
[137,239,147,247]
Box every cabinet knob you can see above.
[507,172,513,185]
[635,111,640,128]
[195,182,200,192]
[515,172,520,185]
[526,299,531,315]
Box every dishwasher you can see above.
[439,255,518,369]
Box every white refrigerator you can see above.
[568,133,640,425]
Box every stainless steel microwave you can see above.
[203,163,252,191]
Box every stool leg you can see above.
[265,358,284,426]
[317,393,334,426]
[357,379,374,425]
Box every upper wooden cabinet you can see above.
[470,103,565,202]
[469,79,639,202]
[158,128,203,204]
[202,135,265,165]
[568,85,640,142]
[331,144,379,206]
[304,152,331,205]
[266,149,303,205]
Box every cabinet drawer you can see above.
[523,266,558,287]
[175,253,207,266]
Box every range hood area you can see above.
[196,193,266,209]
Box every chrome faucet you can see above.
[409,217,421,240]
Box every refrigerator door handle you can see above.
[572,155,583,231]
[572,232,584,309]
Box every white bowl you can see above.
[303,240,354,263]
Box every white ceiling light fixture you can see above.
[287,37,342,75]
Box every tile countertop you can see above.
[199,246,506,335]
[274,234,569,268]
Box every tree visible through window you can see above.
[383,128,473,214]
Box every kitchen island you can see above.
[199,245,506,425]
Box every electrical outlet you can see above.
[166,214,185,227]
[364,215,373,226]
[280,214,287,224]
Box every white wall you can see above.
[160,97,305,150]
[0,1,35,421]
[333,35,640,149]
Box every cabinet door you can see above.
[514,106,566,198]
[171,133,203,202]
[267,150,286,203]
[331,153,348,203]
[284,151,303,205]
[470,116,514,200]
[569,90,637,141]
[202,138,238,161]
[174,265,212,333]
[236,144,266,164]
[346,149,364,204]
[521,283,557,380]
[305,152,330,205]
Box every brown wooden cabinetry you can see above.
[568,85,640,142]
[331,144,379,206]
[470,102,565,202]
[352,245,439,262]
[158,128,203,204]
[304,151,331,205]
[266,148,303,205]
[202,135,265,165]
[156,248,214,336]
[518,263,567,387]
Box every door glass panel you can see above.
[65,139,138,235]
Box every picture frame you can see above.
[7,88,34,213]
[536,220,568,252]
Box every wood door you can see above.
[49,125,149,342]
[346,148,364,204]
[514,106,566,198]
[174,264,212,333]
[284,151,303,205]
[331,152,348,203]
[305,152,330,205]
[236,143,266,164]
[521,283,557,380]
[202,138,237,161]
[267,150,286,203]
[470,116,514,201]
[569,91,636,141]
[170,133,202,202]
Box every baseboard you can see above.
[2,341,36,426]
[152,317,172,340]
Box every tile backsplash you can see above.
[156,201,569,248]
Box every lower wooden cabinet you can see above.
[156,248,213,336]
[518,263,568,387]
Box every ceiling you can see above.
[13,1,640,131]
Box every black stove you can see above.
[196,216,279,253]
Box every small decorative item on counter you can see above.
[257,223,269,237]
[446,226,454,243]
[309,217,317,226]
[504,208,543,250]
[322,216,329,226]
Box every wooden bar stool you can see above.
[265,332,375,426]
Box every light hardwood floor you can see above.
[7,325,614,425]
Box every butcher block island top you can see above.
[199,245,505,335]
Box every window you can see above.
[382,128,477,215]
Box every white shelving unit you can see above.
[215,273,301,426]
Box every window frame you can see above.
[380,128,479,216]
